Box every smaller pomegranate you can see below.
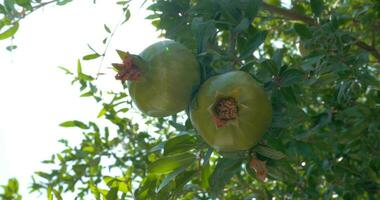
[113,40,200,117]
[190,71,272,152]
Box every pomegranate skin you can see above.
[127,40,200,117]
[190,71,272,152]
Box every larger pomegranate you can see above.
[113,40,200,117]
[190,71,272,152]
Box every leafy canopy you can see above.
[1,0,379,199]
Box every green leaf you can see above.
[240,30,267,58]
[0,22,19,40]
[77,59,82,75]
[117,108,129,113]
[73,164,87,177]
[83,53,101,60]
[123,9,131,24]
[240,0,260,20]
[148,152,196,175]
[134,175,156,199]
[233,18,250,33]
[267,160,297,184]
[280,69,304,87]
[310,0,324,16]
[97,107,107,118]
[209,158,242,196]
[191,17,216,53]
[116,0,131,6]
[293,23,312,40]
[145,13,159,20]
[59,120,89,129]
[36,171,52,180]
[103,176,115,186]
[261,59,278,75]
[254,145,286,160]
[220,151,249,160]
[157,167,185,192]
[118,177,131,193]
[168,121,186,131]
[6,178,19,192]
[53,189,63,200]
[6,45,17,51]
[104,24,111,33]
[272,49,285,67]
[0,5,5,13]
[201,162,211,189]
[164,134,197,155]
[80,91,93,97]
[15,0,31,8]
[4,0,16,12]
[76,61,94,81]
[57,0,72,6]
[58,66,73,75]
[83,145,95,153]
[47,185,53,200]
[106,187,118,200]
[172,170,197,194]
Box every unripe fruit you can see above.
[113,40,200,117]
[190,71,272,152]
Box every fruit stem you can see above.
[113,52,142,82]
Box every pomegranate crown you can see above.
[112,50,142,82]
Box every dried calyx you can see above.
[113,51,142,82]
[211,97,239,128]
[250,155,267,182]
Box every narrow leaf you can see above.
[83,53,101,60]
[0,22,19,40]
[241,30,267,58]
[294,23,312,40]
[157,167,185,192]
[209,158,242,196]
[233,18,250,33]
[106,187,118,200]
[310,0,324,16]
[280,69,304,87]
[164,134,197,155]
[123,9,131,24]
[59,120,89,129]
[104,24,111,33]
[148,152,196,175]
[255,145,286,160]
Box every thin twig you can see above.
[16,0,59,23]
[96,18,123,79]
[355,40,380,61]
[261,2,316,25]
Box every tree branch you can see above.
[261,2,380,63]
[261,2,316,25]
[355,40,380,62]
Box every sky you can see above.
[0,1,158,199]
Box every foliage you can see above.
[0,178,22,200]
[1,0,380,199]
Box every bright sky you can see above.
[0,1,158,199]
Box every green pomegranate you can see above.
[190,71,272,152]
[113,40,200,117]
